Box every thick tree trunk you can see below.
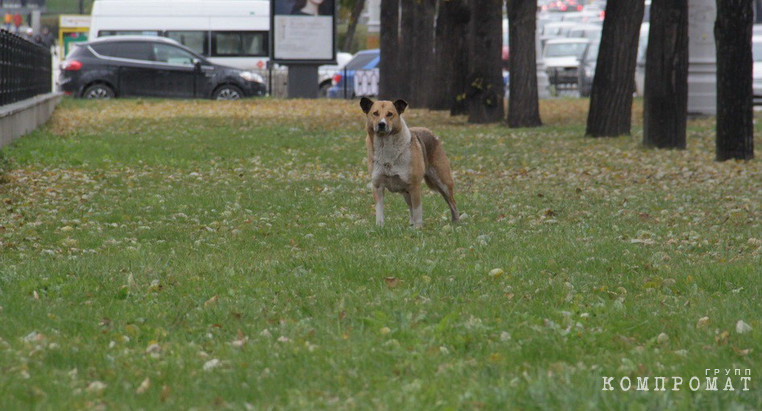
[343,0,368,52]
[715,0,754,161]
[643,0,688,149]
[429,0,470,111]
[586,0,645,137]
[409,0,436,108]
[378,0,399,99]
[398,0,415,102]
[451,2,472,116]
[467,0,504,123]
[507,0,542,128]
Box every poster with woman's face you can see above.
[272,0,335,63]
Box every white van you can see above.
[89,0,270,70]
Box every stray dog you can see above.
[361,97,459,227]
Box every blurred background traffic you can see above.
[1,0,761,101]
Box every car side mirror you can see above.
[192,58,202,69]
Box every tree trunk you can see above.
[343,0,368,52]
[507,0,542,128]
[643,0,688,148]
[379,0,400,99]
[410,0,436,108]
[467,0,504,123]
[715,0,754,161]
[451,2,472,116]
[397,0,415,102]
[429,0,470,111]
[586,0,645,137]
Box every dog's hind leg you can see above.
[425,169,459,223]
[421,139,460,223]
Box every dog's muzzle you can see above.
[376,121,387,134]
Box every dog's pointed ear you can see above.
[393,99,408,115]
[360,97,374,114]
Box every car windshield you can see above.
[545,42,588,58]
[346,53,377,70]
[578,28,601,39]
[754,41,762,62]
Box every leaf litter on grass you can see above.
[0,98,759,410]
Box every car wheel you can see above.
[213,85,244,100]
[83,84,115,99]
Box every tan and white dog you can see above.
[361,97,459,227]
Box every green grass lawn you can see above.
[0,98,759,410]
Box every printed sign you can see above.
[271,0,336,64]
[60,15,91,28]
[58,15,90,57]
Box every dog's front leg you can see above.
[402,192,414,225]
[410,186,423,228]
[374,186,385,226]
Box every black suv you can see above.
[59,36,266,99]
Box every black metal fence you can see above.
[0,28,52,107]
[254,66,288,98]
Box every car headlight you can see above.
[240,71,264,83]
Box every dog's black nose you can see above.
[377,122,386,131]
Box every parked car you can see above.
[567,24,602,41]
[542,0,584,13]
[502,18,510,86]
[577,40,599,97]
[543,37,590,88]
[537,11,565,25]
[561,11,603,25]
[643,0,651,22]
[753,35,762,97]
[582,2,605,13]
[540,21,578,48]
[635,23,649,96]
[88,0,270,71]
[318,51,353,97]
[58,36,266,99]
[541,21,577,38]
[327,49,380,99]
[502,18,509,69]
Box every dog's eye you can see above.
[386,112,393,118]
[373,111,379,116]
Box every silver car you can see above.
[544,37,590,88]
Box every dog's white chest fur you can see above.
[371,124,412,193]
